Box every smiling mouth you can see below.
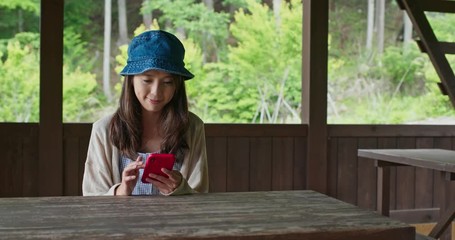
[149,99,161,104]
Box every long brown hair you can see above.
[109,75,189,159]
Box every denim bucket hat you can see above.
[120,30,194,80]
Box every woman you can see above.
[82,30,208,196]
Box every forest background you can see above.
[0,0,454,124]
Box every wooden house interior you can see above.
[0,0,454,239]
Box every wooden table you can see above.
[0,190,414,240]
[358,149,455,240]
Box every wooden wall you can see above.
[0,123,307,196]
[0,124,39,197]
[328,125,455,223]
[1,123,454,224]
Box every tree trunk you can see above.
[18,9,23,32]
[203,0,214,10]
[366,0,375,50]
[143,0,152,30]
[403,12,413,52]
[202,0,215,63]
[273,0,282,30]
[118,0,128,45]
[103,0,112,101]
[376,0,385,54]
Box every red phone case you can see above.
[141,153,175,183]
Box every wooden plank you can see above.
[357,138,378,210]
[272,137,294,190]
[205,124,307,137]
[206,137,227,193]
[303,0,329,194]
[249,137,272,191]
[63,123,92,138]
[64,138,80,196]
[329,125,455,137]
[39,0,64,196]
[431,174,455,240]
[0,137,22,197]
[357,149,455,173]
[417,41,455,55]
[390,208,439,224]
[415,138,434,209]
[22,134,39,197]
[0,191,416,240]
[377,138,398,210]
[396,138,416,210]
[0,123,39,137]
[327,137,338,197]
[293,137,306,190]
[432,137,452,208]
[419,1,455,13]
[377,162,391,216]
[337,138,358,205]
[358,145,455,239]
[416,233,436,240]
[78,136,90,196]
[429,187,455,238]
[226,137,249,192]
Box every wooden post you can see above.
[376,162,391,216]
[39,0,64,196]
[303,0,329,194]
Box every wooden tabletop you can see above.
[0,190,414,240]
[358,148,455,173]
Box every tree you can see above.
[142,0,230,63]
[118,0,128,45]
[366,0,374,50]
[220,0,302,123]
[0,0,39,14]
[375,0,385,54]
[402,12,413,52]
[141,0,153,29]
[0,0,39,38]
[0,32,102,122]
[103,0,113,101]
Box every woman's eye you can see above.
[163,80,174,85]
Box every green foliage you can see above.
[142,0,230,62]
[221,0,261,10]
[0,32,104,122]
[3,0,455,124]
[0,0,39,39]
[64,29,95,72]
[428,13,455,42]
[379,45,426,92]
[63,66,103,122]
[64,0,103,44]
[0,0,39,14]
[0,32,39,122]
[226,0,302,122]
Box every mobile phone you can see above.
[141,153,176,184]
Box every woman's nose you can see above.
[150,82,161,95]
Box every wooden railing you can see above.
[2,123,454,225]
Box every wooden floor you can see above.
[413,223,454,240]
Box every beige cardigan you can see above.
[82,112,209,196]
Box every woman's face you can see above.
[133,70,176,114]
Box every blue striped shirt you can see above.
[120,152,182,195]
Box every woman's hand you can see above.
[116,156,144,196]
[145,169,183,195]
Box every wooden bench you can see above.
[358,149,455,240]
[0,190,415,239]
[415,233,435,240]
